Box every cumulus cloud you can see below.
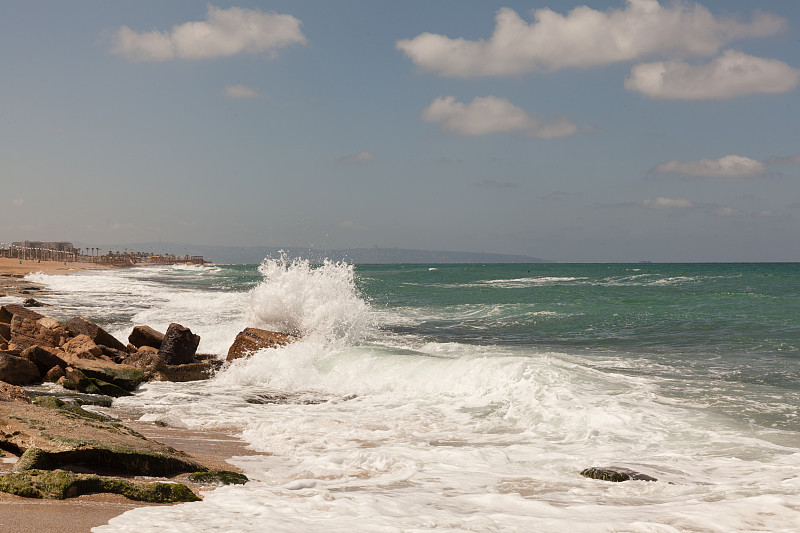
[396,1,786,77]
[111,5,307,62]
[625,50,800,100]
[223,84,260,99]
[338,151,375,164]
[652,155,767,178]
[422,96,576,138]
[643,197,694,208]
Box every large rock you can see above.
[128,325,165,349]
[62,334,103,359]
[122,349,219,382]
[226,328,296,362]
[20,345,67,376]
[9,315,69,350]
[0,381,31,403]
[0,352,41,385]
[0,401,207,477]
[66,317,127,352]
[0,304,45,324]
[0,323,11,342]
[161,361,220,382]
[122,348,167,381]
[158,323,200,365]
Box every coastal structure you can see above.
[0,241,205,265]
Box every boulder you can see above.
[60,367,100,395]
[128,325,165,349]
[62,334,103,359]
[226,328,296,362]
[0,323,11,342]
[158,323,200,365]
[98,345,128,363]
[10,315,69,350]
[76,363,143,392]
[0,381,32,403]
[0,352,41,385]
[580,467,658,482]
[44,365,66,383]
[20,345,67,375]
[160,361,220,382]
[122,349,167,381]
[0,304,45,324]
[23,298,44,308]
[66,316,127,352]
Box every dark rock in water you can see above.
[20,345,67,376]
[128,325,165,349]
[188,470,249,486]
[580,466,658,482]
[27,390,113,407]
[0,381,31,403]
[22,298,44,308]
[226,327,295,362]
[161,361,220,382]
[0,352,41,385]
[66,316,127,352]
[76,364,143,391]
[158,323,200,365]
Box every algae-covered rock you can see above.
[188,470,249,486]
[77,364,143,391]
[14,447,52,471]
[580,466,658,482]
[0,469,200,502]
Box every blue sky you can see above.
[2,0,799,262]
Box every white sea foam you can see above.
[22,264,800,532]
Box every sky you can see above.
[2,0,800,262]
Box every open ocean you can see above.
[16,260,800,532]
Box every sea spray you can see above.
[246,255,371,345]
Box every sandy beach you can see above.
[0,257,113,277]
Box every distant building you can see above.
[11,241,76,252]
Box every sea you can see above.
[12,260,800,532]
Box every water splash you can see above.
[246,254,370,345]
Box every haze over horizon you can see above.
[2,1,800,262]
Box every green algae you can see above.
[0,469,200,502]
[188,470,249,486]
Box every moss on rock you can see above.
[188,470,249,486]
[0,470,200,502]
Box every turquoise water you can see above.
[20,261,800,531]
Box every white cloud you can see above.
[396,1,786,77]
[111,6,307,62]
[625,50,800,100]
[643,197,694,208]
[422,96,576,138]
[713,206,745,216]
[652,155,766,178]
[338,151,375,164]
[223,84,260,99]
[767,154,800,166]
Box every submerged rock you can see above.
[580,466,658,482]
[188,470,249,486]
[226,328,296,362]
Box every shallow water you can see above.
[15,261,800,531]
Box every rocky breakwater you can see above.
[0,304,256,503]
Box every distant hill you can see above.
[83,243,550,265]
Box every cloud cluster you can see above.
[223,84,260,99]
[652,155,766,178]
[642,197,694,209]
[396,1,785,77]
[422,96,576,138]
[625,50,800,99]
[111,6,306,62]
